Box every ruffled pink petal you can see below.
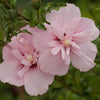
[32,27,55,52]
[72,18,99,42]
[11,49,24,60]
[64,18,80,35]
[51,46,61,55]
[64,48,70,65]
[24,68,54,96]
[77,42,97,60]
[0,60,23,86]
[70,48,95,72]
[17,66,29,77]
[3,45,15,60]
[48,40,60,47]
[38,50,69,76]
[21,59,31,66]
[46,4,81,32]
[9,33,34,50]
[19,38,33,54]
[17,33,34,45]
[8,36,18,48]
[61,47,66,60]
[71,42,80,50]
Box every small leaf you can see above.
[37,23,46,30]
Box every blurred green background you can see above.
[0,0,100,100]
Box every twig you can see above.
[17,12,30,22]
[55,77,82,96]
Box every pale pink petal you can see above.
[77,42,97,60]
[17,66,29,77]
[64,48,70,65]
[71,42,80,50]
[51,46,61,55]
[21,59,31,66]
[9,38,27,54]
[70,49,95,72]
[39,50,69,76]
[3,45,15,60]
[24,68,54,96]
[11,49,24,60]
[17,33,34,45]
[64,18,80,34]
[0,60,23,86]
[8,36,18,48]
[19,38,33,54]
[46,4,81,32]
[61,47,66,60]
[72,18,99,42]
[66,47,70,55]
[45,20,64,39]
[48,41,60,47]
[32,27,55,52]
[9,33,34,49]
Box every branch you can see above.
[55,77,82,96]
[17,12,30,22]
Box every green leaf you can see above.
[24,8,37,21]
[37,23,46,30]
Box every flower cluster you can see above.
[0,4,99,96]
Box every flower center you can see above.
[26,54,34,61]
[63,39,71,46]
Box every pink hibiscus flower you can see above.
[30,4,99,76]
[0,33,54,96]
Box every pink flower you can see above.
[0,33,54,96]
[30,4,99,76]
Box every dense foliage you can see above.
[0,0,100,100]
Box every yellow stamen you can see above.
[26,55,34,61]
[63,39,71,46]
